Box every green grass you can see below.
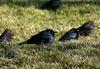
[0,0,100,69]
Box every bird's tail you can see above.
[58,37,65,41]
[18,41,27,45]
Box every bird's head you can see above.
[70,28,79,32]
[4,29,12,33]
[81,21,94,28]
[85,20,94,24]
[44,29,57,37]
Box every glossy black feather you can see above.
[41,0,60,10]
[19,29,56,45]
[0,29,13,42]
[59,28,79,41]
[78,21,95,36]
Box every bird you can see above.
[0,29,13,42]
[19,29,56,45]
[41,0,61,10]
[58,28,79,41]
[78,21,95,36]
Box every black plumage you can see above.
[78,21,95,36]
[19,29,56,45]
[41,0,61,10]
[0,29,13,42]
[59,28,79,41]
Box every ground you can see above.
[0,0,100,69]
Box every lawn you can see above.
[0,0,100,69]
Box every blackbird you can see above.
[59,28,79,41]
[78,21,95,36]
[0,29,13,42]
[19,29,56,45]
[41,0,61,10]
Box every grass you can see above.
[0,0,100,69]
